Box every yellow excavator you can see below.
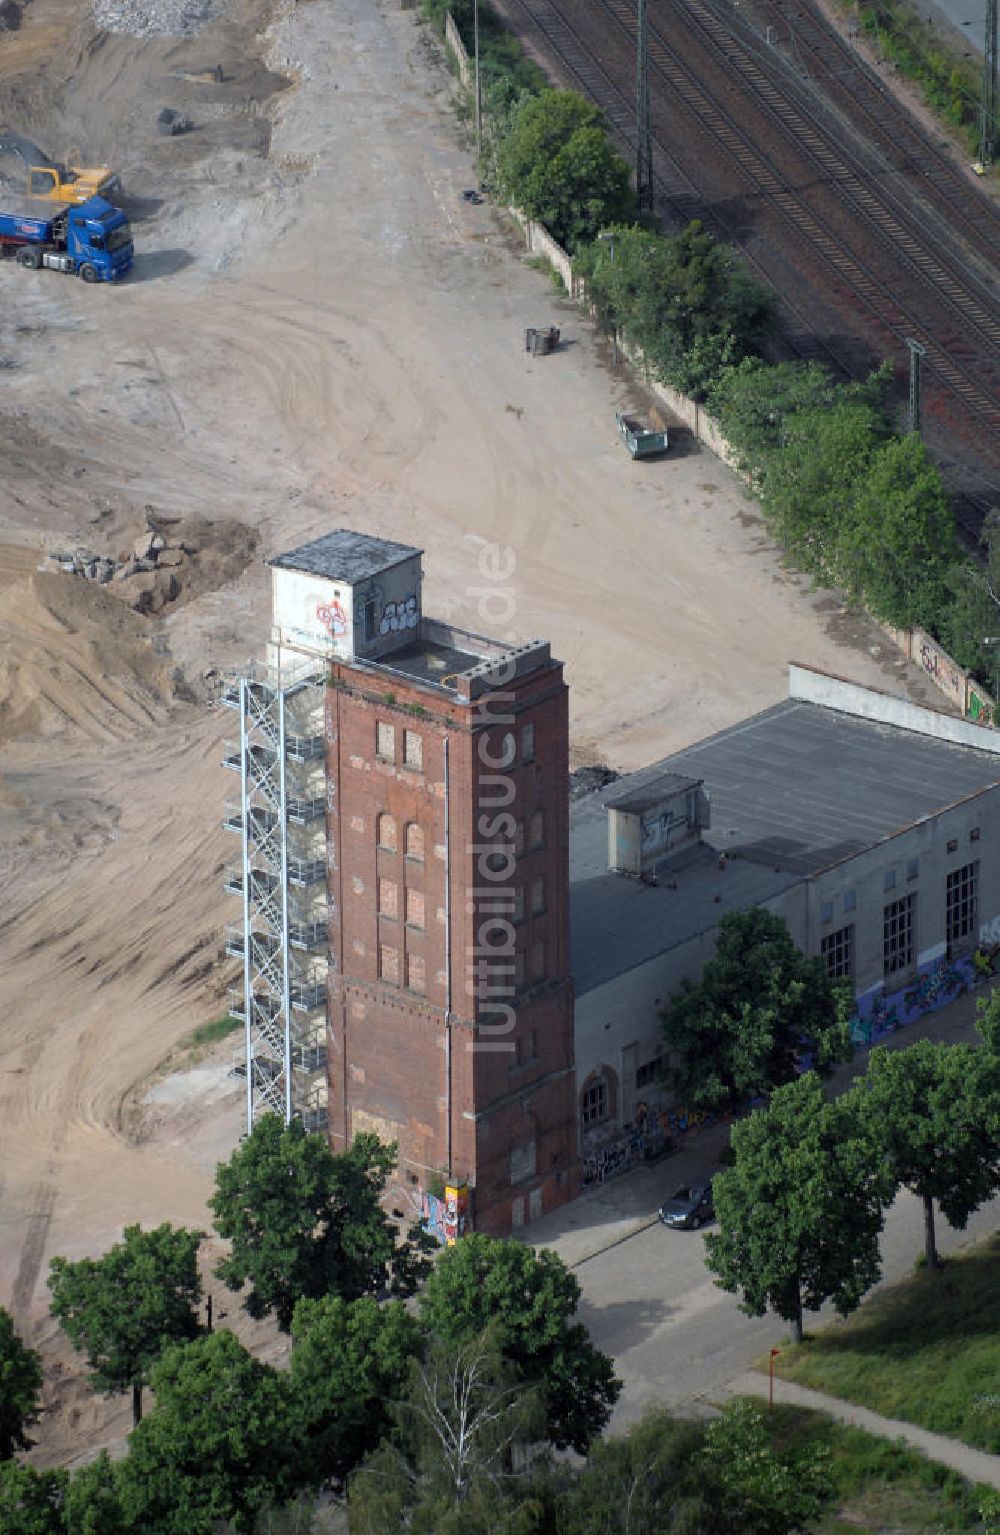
[25,161,121,204]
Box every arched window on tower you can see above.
[377,812,397,852]
[405,822,425,862]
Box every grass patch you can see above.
[183,1014,243,1050]
[776,1232,1000,1453]
[764,1402,990,1532]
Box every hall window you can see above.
[946,861,978,944]
[883,894,915,977]
[404,730,423,772]
[821,924,854,981]
[377,813,397,852]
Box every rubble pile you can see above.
[92,0,216,38]
[48,513,257,618]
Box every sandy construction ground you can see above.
[0,0,943,1466]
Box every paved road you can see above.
[574,1182,1000,1429]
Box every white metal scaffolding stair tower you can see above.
[221,658,329,1136]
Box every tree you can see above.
[757,398,887,575]
[418,1233,620,1453]
[0,1461,67,1535]
[0,1307,42,1458]
[348,1332,550,1535]
[64,1453,130,1535]
[849,1039,1000,1269]
[939,509,1000,688]
[706,1074,892,1341]
[557,1407,708,1534]
[832,434,957,629]
[660,907,853,1115]
[210,1117,433,1331]
[495,91,634,250]
[288,1294,422,1489]
[115,1330,300,1534]
[47,1223,202,1426]
[698,1399,832,1535]
[708,357,891,485]
[575,222,773,401]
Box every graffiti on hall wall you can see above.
[380,595,418,635]
[967,690,995,727]
[413,1183,470,1245]
[848,952,974,1048]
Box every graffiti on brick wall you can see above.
[917,634,963,704]
[967,690,995,727]
[849,953,974,1047]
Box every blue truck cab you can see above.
[0,194,133,282]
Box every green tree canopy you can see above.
[210,1117,433,1331]
[496,90,634,251]
[64,1452,130,1535]
[706,1073,892,1341]
[576,221,773,400]
[848,1039,1000,1269]
[115,1330,300,1535]
[0,1461,68,1535]
[47,1222,202,1425]
[708,357,891,482]
[0,1307,43,1459]
[757,398,888,575]
[557,1407,708,1533]
[939,509,1000,689]
[418,1233,620,1453]
[660,907,853,1115]
[698,1398,832,1534]
[289,1294,422,1489]
[832,433,958,628]
[348,1331,551,1535]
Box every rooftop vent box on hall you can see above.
[604,771,710,877]
[268,530,424,663]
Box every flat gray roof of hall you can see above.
[269,530,422,583]
[570,698,1000,996]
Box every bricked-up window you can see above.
[378,878,398,920]
[403,731,423,772]
[530,810,544,850]
[377,813,397,852]
[404,822,424,861]
[510,1139,537,1184]
[581,1075,609,1130]
[521,723,535,763]
[946,861,978,944]
[529,940,545,978]
[515,1029,537,1066]
[821,924,854,981]
[530,877,546,916]
[376,721,394,762]
[883,893,915,977]
[380,944,399,984]
[407,953,426,993]
[406,888,425,930]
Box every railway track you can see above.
[496,0,1000,535]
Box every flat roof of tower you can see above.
[269,530,422,582]
[604,771,702,814]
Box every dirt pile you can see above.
[47,513,258,618]
[0,548,179,744]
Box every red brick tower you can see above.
[267,531,577,1235]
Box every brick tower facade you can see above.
[267,531,578,1235]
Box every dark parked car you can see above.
[658,1183,715,1230]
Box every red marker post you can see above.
[769,1347,781,1410]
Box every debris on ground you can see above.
[47,513,258,617]
[157,107,193,136]
[570,764,621,800]
[93,0,216,39]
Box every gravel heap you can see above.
[92,0,217,38]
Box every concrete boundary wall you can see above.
[506,205,578,297]
[789,663,1000,754]
[444,12,471,87]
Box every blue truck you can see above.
[0,194,133,282]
